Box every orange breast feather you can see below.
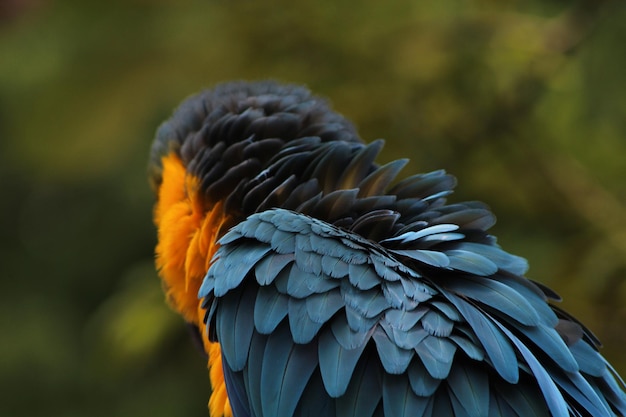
[154,153,232,417]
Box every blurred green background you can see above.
[1,0,625,416]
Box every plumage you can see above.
[150,80,626,416]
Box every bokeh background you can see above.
[2,0,625,416]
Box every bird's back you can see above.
[150,81,626,417]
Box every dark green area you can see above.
[1,1,625,415]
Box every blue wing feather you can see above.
[414,336,456,379]
[260,323,318,417]
[288,298,324,344]
[372,327,414,374]
[330,314,372,349]
[447,276,540,326]
[383,374,432,417]
[305,290,344,323]
[336,352,383,417]
[445,249,498,276]
[446,362,489,417]
[254,253,293,285]
[202,208,625,417]
[217,284,256,371]
[407,356,442,396]
[318,327,368,397]
[445,292,519,383]
[253,285,288,334]
[494,320,569,417]
[348,262,381,290]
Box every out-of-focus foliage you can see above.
[1,0,625,415]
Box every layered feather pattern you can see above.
[151,81,626,417]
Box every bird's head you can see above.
[148,81,364,324]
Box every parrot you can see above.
[149,80,626,417]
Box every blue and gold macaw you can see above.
[149,81,626,417]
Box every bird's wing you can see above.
[199,208,626,417]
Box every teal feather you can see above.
[447,276,540,326]
[446,362,489,417]
[318,328,368,397]
[407,357,442,396]
[383,374,432,417]
[253,285,288,334]
[446,292,519,383]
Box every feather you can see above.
[312,188,359,221]
[295,249,323,275]
[382,224,460,244]
[330,313,372,350]
[551,371,612,416]
[495,274,558,327]
[288,298,325,344]
[213,243,271,296]
[253,285,289,335]
[303,270,341,293]
[389,169,456,200]
[337,139,384,190]
[435,206,496,230]
[221,358,252,417]
[430,300,461,321]
[446,276,540,326]
[515,324,578,373]
[309,233,350,257]
[431,389,456,416]
[342,283,389,319]
[570,340,605,377]
[286,264,317,298]
[599,367,626,415]
[358,158,408,198]
[414,336,456,379]
[487,391,517,417]
[218,228,244,245]
[399,278,434,302]
[372,327,414,374]
[371,256,403,281]
[391,249,451,268]
[260,323,318,417]
[449,334,485,361]
[417,232,466,247]
[445,292,519,383]
[445,249,498,276]
[345,305,379,332]
[388,322,429,350]
[336,352,383,417]
[270,228,296,254]
[198,272,215,300]
[407,357,442,396]
[318,327,368,397]
[348,262,381,290]
[447,362,489,417]
[384,307,428,331]
[305,290,344,323]
[383,374,433,417]
[321,254,350,278]
[292,368,335,417]
[421,310,454,337]
[382,281,406,309]
[254,252,294,285]
[244,330,267,417]
[216,284,257,372]
[453,242,528,275]
[256,174,299,213]
[252,219,278,243]
[494,321,569,417]
[493,382,551,417]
